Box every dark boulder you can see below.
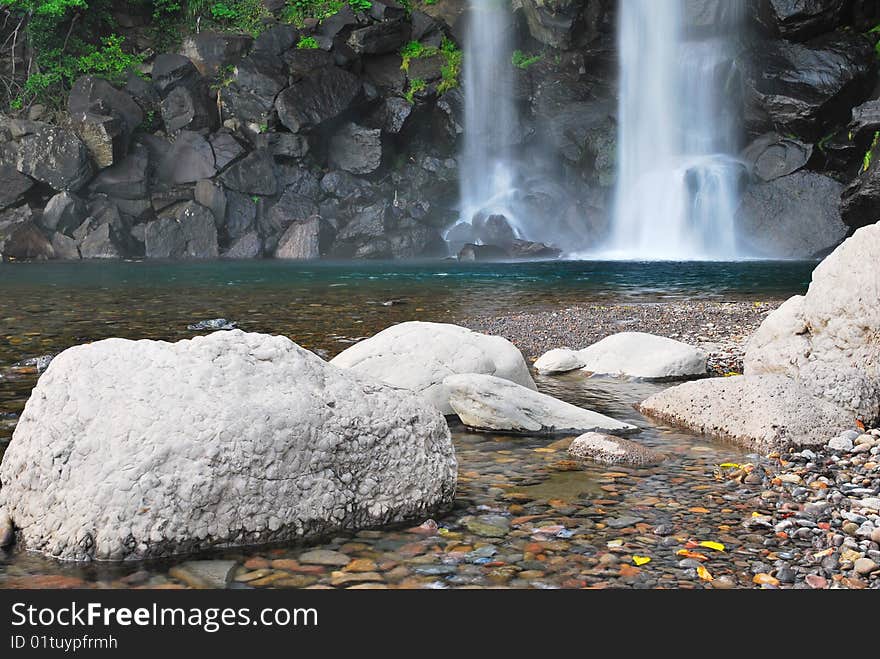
[840,140,880,230]
[363,54,407,92]
[157,131,217,185]
[252,24,299,56]
[756,0,846,41]
[41,192,87,235]
[68,76,144,167]
[89,144,150,200]
[346,20,411,55]
[220,149,277,196]
[458,243,510,262]
[50,232,80,260]
[848,100,880,151]
[387,222,445,258]
[224,190,259,240]
[75,220,127,259]
[253,132,310,160]
[742,132,813,182]
[0,166,34,211]
[0,206,54,260]
[221,52,288,128]
[209,130,246,170]
[330,201,390,257]
[152,54,217,133]
[519,0,584,49]
[434,89,465,143]
[180,31,253,77]
[275,216,335,259]
[367,96,413,134]
[369,0,407,22]
[223,231,263,259]
[262,188,319,236]
[151,188,194,213]
[508,240,563,260]
[542,100,616,180]
[738,171,848,257]
[276,67,364,134]
[144,201,219,259]
[194,179,227,227]
[321,170,372,202]
[471,213,517,247]
[276,164,322,199]
[0,117,94,192]
[283,48,337,80]
[316,5,359,47]
[741,33,877,140]
[329,123,383,175]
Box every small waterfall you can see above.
[453,0,524,241]
[608,0,745,260]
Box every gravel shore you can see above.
[461,300,782,375]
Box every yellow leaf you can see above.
[718,463,742,469]
[697,565,714,581]
[698,541,726,552]
[632,555,651,566]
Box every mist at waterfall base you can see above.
[448,0,752,262]
[602,0,747,261]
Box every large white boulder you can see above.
[578,332,707,379]
[444,373,638,436]
[330,322,536,414]
[0,331,457,561]
[534,348,584,375]
[745,222,880,424]
[638,375,854,451]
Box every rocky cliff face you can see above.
[0,0,878,261]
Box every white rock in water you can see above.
[568,432,665,466]
[746,221,880,424]
[639,375,854,451]
[331,322,536,414]
[443,373,638,435]
[0,330,456,561]
[534,348,584,375]
[0,508,13,548]
[578,332,707,379]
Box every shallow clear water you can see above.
[0,259,814,588]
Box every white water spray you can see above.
[608,0,745,260]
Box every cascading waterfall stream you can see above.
[607,0,746,260]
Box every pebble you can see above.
[805,574,827,589]
[298,550,351,567]
[854,558,878,576]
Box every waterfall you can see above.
[452,0,524,241]
[608,0,745,260]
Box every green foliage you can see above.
[863,131,880,173]
[297,36,319,49]
[348,0,370,11]
[210,1,238,20]
[437,37,461,94]
[283,0,370,26]
[400,39,435,70]
[405,77,425,103]
[512,49,542,69]
[869,24,880,58]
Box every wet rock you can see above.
[520,0,586,49]
[329,123,383,175]
[569,432,665,466]
[275,216,334,260]
[840,140,880,230]
[0,331,456,560]
[848,99,880,150]
[0,117,94,192]
[756,0,846,41]
[507,240,563,260]
[444,373,638,436]
[463,514,510,538]
[187,319,238,331]
[347,19,410,55]
[180,31,252,78]
[741,132,813,182]
[745,224,880,425]
[169,560,237,589]
[0,206,54,260]
[276,67,364,134]
[145,202,219,259]
[737,171,847,258]
[458,243,510,262]
[639,374,854,451]
[220,150,277,196]
[331,321,537,415]
[741,33,877,140]
[0,166,34,211]
[223,231,262,259]
[299,550,351,567]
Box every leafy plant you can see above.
[405,77,425,103]
[437,37,461,94]
[400,39,435,70]
[297,35,319,49]
[512,49,542,69]
[870,24,880,58]
[210,1,238,20]
[283,0,342,26]
[862,131,879,173]
[348,0,370,11]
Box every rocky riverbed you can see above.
[462,300,780,375]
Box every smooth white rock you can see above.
[0,330,456,561]
[828,434,855,452]
[639,374,854,451]
[568,432,664,466]
[534,348,584,375]
[746,222,880,423]
[331,322,536,414]
[578,332,707,379]
[443,373,638,435]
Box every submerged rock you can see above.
[568,432,665,466]
[187,318,238,331]
[169,560,237,589]
[444,373,638,436]
[0,331,456,560]
[639,374,854,451]
[331,321,536,415]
